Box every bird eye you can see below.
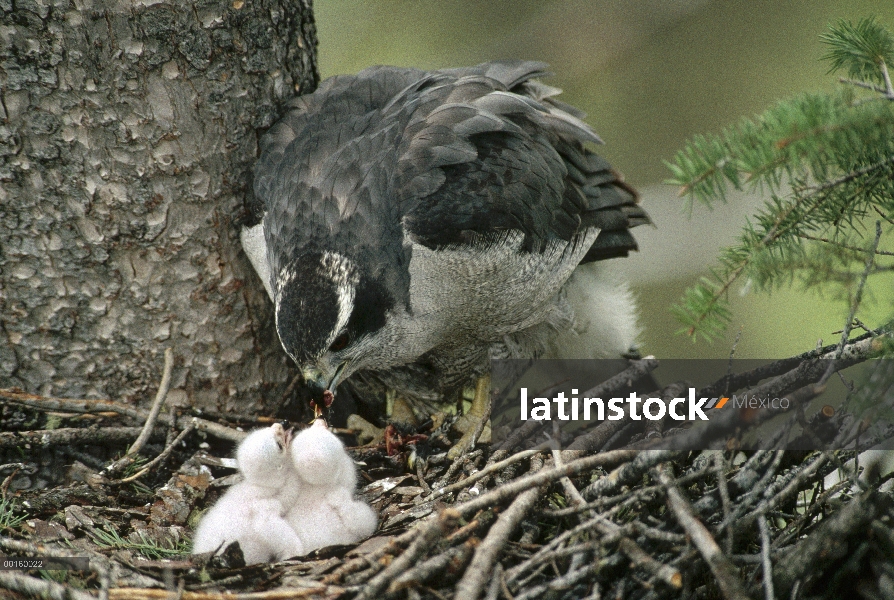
[329,332,350,352]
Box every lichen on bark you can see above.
[0,0,318,412]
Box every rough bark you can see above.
[0,0,317,412]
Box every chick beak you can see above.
[312,389,334,420]
[272,422,288,450]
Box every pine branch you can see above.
[668,16,894,341]
[821,17,894,88]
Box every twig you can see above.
[437,449,483,490]
[325,527,419,584]
[454,455,545,600]
[581,358,659,405]
[582,450,677,499]
[724,451,785,527]
[797,232,894,256]
[483,563,504,600]
[771,478,849,549]
[756,514,774,600]
[616,537,683,590]
[505,503,630,586]
[544,464,710,519]
[714,452,734,555]
[813,154,894,197]
[356,509,461,600]
[0,388,143,419]
[0,571,98,600]
[658,332,888,453]
[467,388,492,455]
[0,463,24,500]
[513,561,601,600]
[768,490,887,593]
[653,464,752,600]
[389,539,478,592]
[791,223,881,413]
[375,449,637,597]
[564,477,710,521]
[187,574,243,591]
[495,420,544,453]
[415,458,431,495]
[1,388,245,443]
[551,446,682,591]
[631,522,687,544]
[130,347,175,456]
[446,515,485,544]
[114,420,198,484]
[108,587,343,599]
[829,221,881,366]
[276,373,304,413]
[453,449,638,519]
[838,76,888,94]
[880,60,894,98]
[563,419,627,458]
[423,449,541,502]
[0,427,148,450]
[734,451,835,532]
[873,204,894,226]
[551,427,587,512]
[104,348,175,476]
[511,537,609,589]
[562,359,658,457]
[697,327,885,401]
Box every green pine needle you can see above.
[0,498,27,531]
[668,16,894,341]
[822,17,894,84]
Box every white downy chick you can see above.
[287,419,378,551]
[192,424,306,564]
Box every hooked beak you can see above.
[301,360,347,395]
[329,361,347,391]
[303,362,347,420]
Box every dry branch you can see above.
[0,572,98,600]
[654,464,753,600]
[1,388,245,443]
[356,509,461,599]
[454,455,545,600]
[3,340,894,600]
[0,427,150,450]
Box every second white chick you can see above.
[287,419,378,551]
[192,424,306,564]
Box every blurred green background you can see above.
[314,0,894,359]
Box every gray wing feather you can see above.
[252,60,648,305]
[393,61,644,255]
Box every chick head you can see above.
[236,423,293,488]
[290,419,350,486]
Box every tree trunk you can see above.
[0,0,317,413]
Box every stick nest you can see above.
[2,334,894,600]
